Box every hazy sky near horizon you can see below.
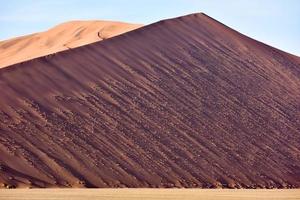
[0,0,299,56]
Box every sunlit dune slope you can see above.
[0,20,142,68]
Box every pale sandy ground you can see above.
[0,189,299,200]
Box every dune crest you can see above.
[0,20,142,68]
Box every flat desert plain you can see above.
[0,189,300,200]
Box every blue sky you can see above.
[1,0,299,56]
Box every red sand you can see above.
[0,13,299,188]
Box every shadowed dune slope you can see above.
[0,13,300,188]
[0,21,142,68]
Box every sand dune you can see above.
[0,20,142,68]
[0,13,299,189]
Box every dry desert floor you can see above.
[0,189,300,200]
